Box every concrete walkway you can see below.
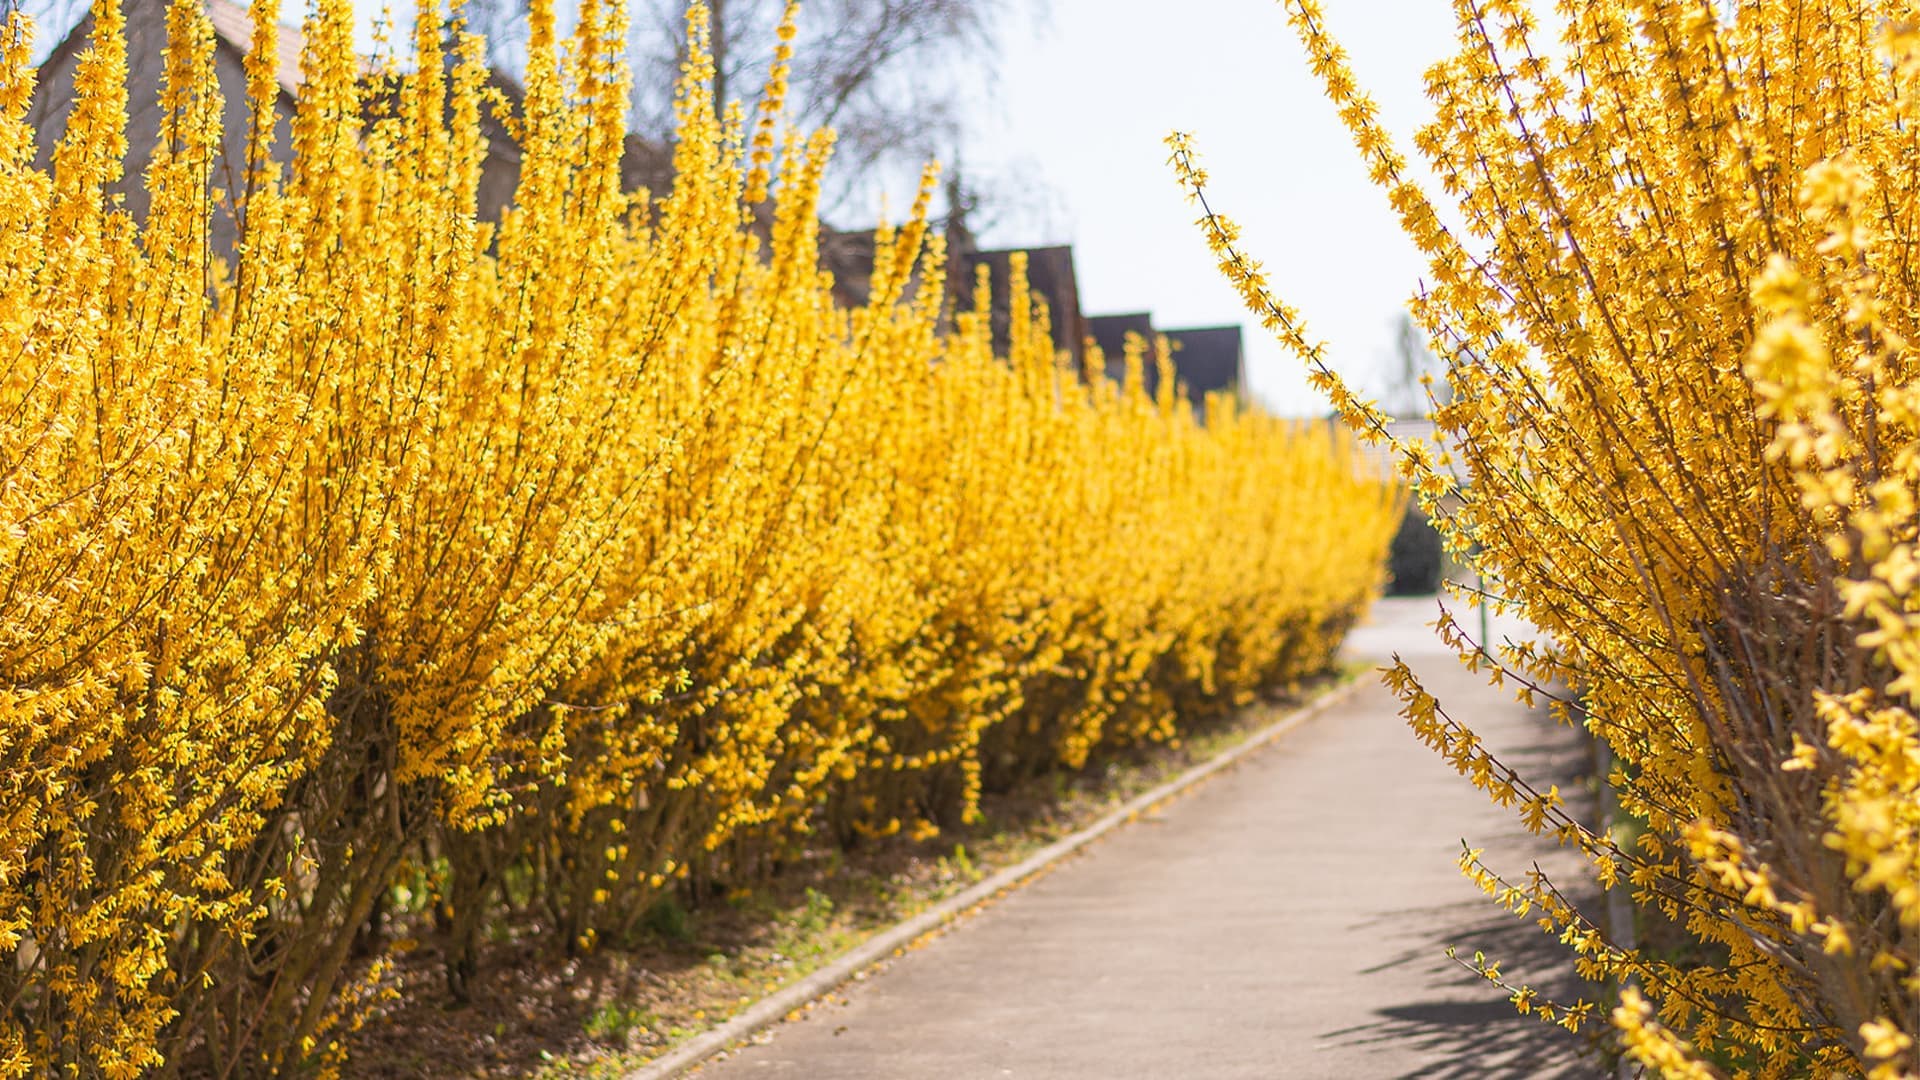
[696,598,1603,1079]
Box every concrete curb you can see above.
[626,676,1368,1080]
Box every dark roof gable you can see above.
[1163,324,1243,401]
[952,243,1083,359]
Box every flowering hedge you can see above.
[0,0,1398,1073]
[1174,2,1920,1076]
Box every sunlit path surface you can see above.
[694,597,1601,1079]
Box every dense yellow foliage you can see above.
[1174,1,1920,1076]
[0,0,1397,1071]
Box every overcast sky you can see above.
[962,0,1462,416]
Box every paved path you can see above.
[696,598,1603,1078]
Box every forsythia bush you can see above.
[1,0,1398,1072]
[1174,1,1920,1076]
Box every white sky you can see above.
[963,0,1462,416]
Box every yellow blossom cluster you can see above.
[0,0,1398,1071]
[1174,1,1920,1076]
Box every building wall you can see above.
[29,0,297,260]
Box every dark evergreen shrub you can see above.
[1386,504,1442,596]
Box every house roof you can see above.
[1087,312,1154,373]
[1163,324,1243,400]
[820,237,1086,355]
[954,244,1083,356]
[820,227,880,306]
[955,244,1078,308]
[1084,317,1245,409]
[203,0,306,99]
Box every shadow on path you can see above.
[1318,650,1609,1080]
[1321,898,1606,1078]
